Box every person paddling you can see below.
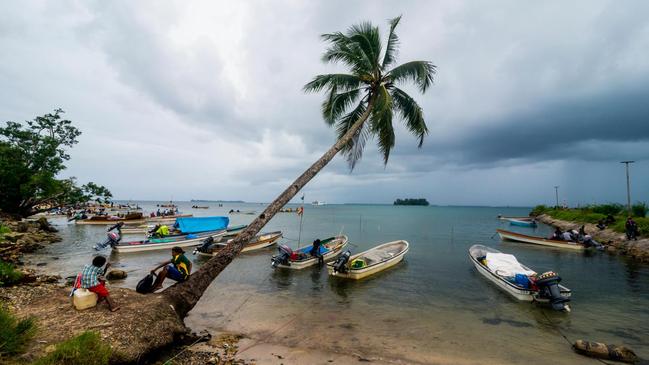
[150,246,192,291]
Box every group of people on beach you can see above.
[78,246,192,312]
[549,225,600,248]
[150,208,178,217]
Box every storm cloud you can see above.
[1,1,647,206]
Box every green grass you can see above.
[33,331,111,365]
[532,205,649,237]
[0,306,36,357]
[0,224,11,242]
[0,261,23,287]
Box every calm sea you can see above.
[31,203,649,364]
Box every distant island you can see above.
[394,198,430,206]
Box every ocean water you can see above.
[31,203,649,364]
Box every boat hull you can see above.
[76,219,145,225]
[327,240,409,280]
[469,245,571,303]
[497,229,585,251]
[195,231,282,256]
[275,235,348,270]
[114,230,225,253]
[509,219,537,227]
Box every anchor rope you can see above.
[541,310,613,365]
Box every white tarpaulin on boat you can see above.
[486,252,536,277]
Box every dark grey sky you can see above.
[1,1,647,206]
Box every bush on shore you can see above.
[0,261,23,286]
[531,204,649,236]
[0,306,36,357]
[632,202,648,218]
[33,331,111,365]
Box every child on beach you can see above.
[80,255,120,312]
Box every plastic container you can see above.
[72,288,98,310]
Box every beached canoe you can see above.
[509,219,537,228]
[113,230,227,253]
[271,235,348,270]
[327,240,409,280]
[496,229,585,251]
[194,231,283,256]
[469,245,571,311]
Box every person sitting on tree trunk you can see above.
[150,246,192,291]
[80,255,120,312]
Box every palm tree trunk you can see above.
[164,98,375,317]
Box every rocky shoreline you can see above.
[535,214,649,262]
[0,217,61,264]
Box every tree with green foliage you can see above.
[0,109,112,217]
[166,16,436,316]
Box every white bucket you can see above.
[72,288,98,310]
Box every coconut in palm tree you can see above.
[165,16,436,316]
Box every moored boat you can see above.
[271,235,348,269]
[146,214,192,223]
[469,244,571,311]
[112,230,227,253]
[327,240,409,280]
[75,213,145,225]
[193,231,283,256]
[509,219,537,228]
[496,229,585,251]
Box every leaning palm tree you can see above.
[165,16,436,316]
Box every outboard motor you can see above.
[271,244,293,268]
[94,231,121,250]
[332,250,352,274]
[194,236,215,255]
[535,271,570,311]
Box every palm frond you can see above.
[303,74,361,93]
[387,61,436,92]
[346,122,371,170]
[321,32,373,74]
[369,85,395,164]
[335,101,370,169]
[391,87,428,147]
[346,22,382,68]
[381,16,401,69]
[322,88,361,125]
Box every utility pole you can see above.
[554,186,559,208]
[621,161,634,214]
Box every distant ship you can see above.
[311,200,327,206]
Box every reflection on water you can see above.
[28,202,649,364]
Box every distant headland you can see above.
[394,198,430,206]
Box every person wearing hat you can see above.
[150,246,192,291]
